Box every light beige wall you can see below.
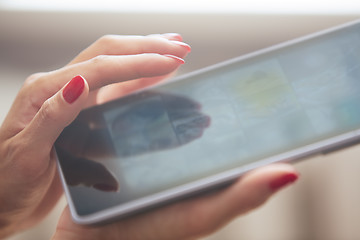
[1,10,360,240]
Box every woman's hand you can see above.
[0,33,190,238]
[0,32,299,240]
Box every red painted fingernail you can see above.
[63,75,85,104]
[170,40,191,52]
[269,172,299,191]
[164,54,185,64]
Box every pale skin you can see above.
[0,33,299,240]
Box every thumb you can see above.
[21,75,89,151]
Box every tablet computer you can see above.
[55,19,360,225]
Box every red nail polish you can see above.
[170,40,192,52]
[269,172,299,191]
[164,54,185,64]
[63,75,85,104]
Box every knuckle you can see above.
[16,73,48,110]
[89,55,112,76]
[91,54,111,64]
[24,72,46,87]
[39,98,59,124]
[96,35,118,46]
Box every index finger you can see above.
[38,53,185,98]
[69,35,190,65]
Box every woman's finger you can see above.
[69,35,190,65]
[2,53,186,135]
[17,76,89,155]
[47,53,185,93]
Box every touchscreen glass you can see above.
[56,22,360,216]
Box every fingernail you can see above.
[170,40,191,52]
[163,33,183,41]
[63,75,85,104]
[164,54,185,64]
[269,172,299,191]
[93,183,118,192]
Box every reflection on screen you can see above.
[56,23,360,216]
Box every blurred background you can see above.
[1,0,360,239]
